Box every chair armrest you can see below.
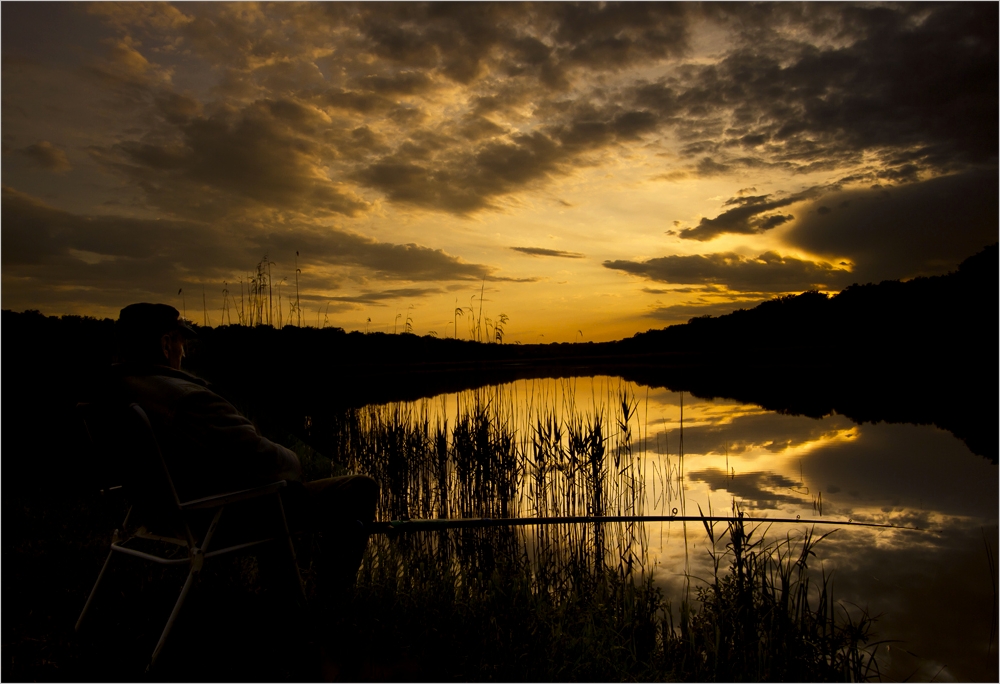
[179,480,288,511]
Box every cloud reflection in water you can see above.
[403,376,996,681]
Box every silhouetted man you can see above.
[111,302,378,601]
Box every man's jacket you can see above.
[109,364,302,502]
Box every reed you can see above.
[228,255,305,328]
[313,380,878,680]
[663,506,881,681]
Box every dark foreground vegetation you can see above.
[340,520,877,682]
[6,386,880,681]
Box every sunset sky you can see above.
[3,2,996,342]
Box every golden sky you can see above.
[3,2,996,341]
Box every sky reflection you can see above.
[385,375,997,681]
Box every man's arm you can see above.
[173,384,302,485]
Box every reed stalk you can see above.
[310,380,879,681]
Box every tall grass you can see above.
[222,255,307,328]
[665,507,881,681]
[306,380,879,681]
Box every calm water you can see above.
[358,375,998,682]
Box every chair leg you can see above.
[201,507,225,553]
[275,495,307,603]
[147,565,198,672]
[147,509,221,672]
[75,550,114,633]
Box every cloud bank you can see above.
[604,251,851,293]
[511,246,585,258]
[1,2,995,333]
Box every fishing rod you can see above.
[367,514,927,534]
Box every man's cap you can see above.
[117,303,197,339]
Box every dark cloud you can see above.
[323,88,398,115]
[105,101,370,219]
[351,2,693,89]
[3,2,115,68]
[154,92,203,125]
[644,299,768,324]
[784,169,999,282]
[672,3,998,180]
[688,468,805,509]
[758,214,793,230]
[550,2,691,69]
[487,275,545,283]
[641,285,728,295]
[354,95,683,213]
[83,37,170,93]
[354,70,436,96]
[328,287,444,305]
[511,247,584,259]
[679,187,823,241]
[266,228,492,282]
[1,186,224,269]
[356,131,565,214]
[1,187,234,314]
[172,4,313,74]
[59,2,996,222]
[604,251,850,292]
[18,141,71,172]
[613,2,998,182]
[92,5,702,217]
[1,188,494,314]
[457,115,508,141]
[694,156,729,176]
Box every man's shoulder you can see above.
[113,363,210,387]
[115,364,219,407]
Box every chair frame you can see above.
[75,402,306,672]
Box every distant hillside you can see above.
[607,243,998,460]
[618,243,998,366]
[5,243,995,375]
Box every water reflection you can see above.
[340,376,996,682]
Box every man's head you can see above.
[117,303,197,369]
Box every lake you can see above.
[342,375,997,682]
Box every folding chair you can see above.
[74,402,306,672]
